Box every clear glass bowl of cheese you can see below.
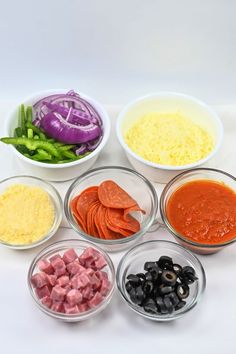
[116,92,223,183]
[0,175,62,249]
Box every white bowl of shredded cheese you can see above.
[116,92,223,183]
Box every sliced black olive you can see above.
[142,280,154,294]
[175,300,186,311]
[156,297,168,314]
[127,274,141,286]
[135,285,146,305]
[136,273,146,281]
[129,288,138,304]
[145,272,153,282]
[163,296,174,313]
[144,262,157,271]
[150,268,159,281]
[173,263,182,275]
[166,292,180,307]
[125,281,133,293]
[158,256,173,270]
[161,270,177,286]
[143,298,158,314]
[182,266,195,276]
[177,284,190,299]
[159,284,174,295]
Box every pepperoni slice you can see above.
[98,180,137,209]
[107,208,140,233]
[86,201,100,238]
[95,205,119,240]
[76,186,99,229]
[70,195,87,232]
[123,205,146,221]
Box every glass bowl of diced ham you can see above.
[27,239,115,322]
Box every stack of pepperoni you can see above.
[70,180,145,240]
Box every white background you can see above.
[0,1,236,354]
[0,0,236,105]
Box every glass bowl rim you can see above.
[27,238,116,320]
[160,167,236,249]
[116,239,206,321]
[0,174,63,249]
[64,165,158,245]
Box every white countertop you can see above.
[0,102,236,354]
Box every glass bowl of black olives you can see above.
[116,240,206,321]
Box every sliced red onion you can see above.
[40,112,101,144]
[43,102,96,125]
[75,144,88,156]
[87,135,103,151]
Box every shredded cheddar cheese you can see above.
[125,112,214,166]
[0,184,54,245]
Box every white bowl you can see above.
[116,92,224,183]
[5,89,111,182]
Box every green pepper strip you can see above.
[14,127,23,137]
[25,121,46,140]
[0,137,61,158]
[30,149,52,161]
[20,104,26,135]
[26,106,33,123]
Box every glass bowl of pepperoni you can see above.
[160,168,236,254]
[64,166,158,252]
[28,239,115,322]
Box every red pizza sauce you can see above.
[166,180,236,244]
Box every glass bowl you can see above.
[0,175,62,250]
[116,240,206,322]
[27,239,115,322]
[160,168,236,254]
[64,166,158,252]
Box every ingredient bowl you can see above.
[116,240,206,321]
[4,89,110,181]
[0,175,62,249]
[160,168,236,254]
[27,239,115,322]
[64,166,158,252]
[116,92,223,183]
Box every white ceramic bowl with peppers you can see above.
[3,89,111,182]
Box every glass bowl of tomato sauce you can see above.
[160,168,236,254]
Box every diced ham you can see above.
[31,272,48,288]
[62,248,78,264]
[66,289,83,306]
[82,285,94,300]
[46,274,57,287]
[38,259,54,275]
[67,261,86,276]
[84,268,94,277]
[78,303,89,312]
[64,303,79,314]
[72,273,90,289]
[100,279,111,296]
[36,285,51,299]
[79,247,100,264]
[88,292,103,308]
[95,270,109,281]
[51,258,66,277]
[34,247,111,316]
[94,255,107,270]
[56,275,70,287]
[41,296,52,308]
[50,285,66,302]
[49,254,61,264]
[51,302,64,313]
[89,274,101,290]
